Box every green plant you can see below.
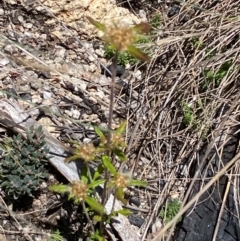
[47,230,64,241]
[104,37,150,66]
[181,102,197,128]
[150,13,162,29]
[0,125,49,199]
[159,198,182,224]
[201,60,233,91]
[49,17,151,241]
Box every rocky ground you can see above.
[0,0,240,241]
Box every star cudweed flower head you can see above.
[87,16,151,61]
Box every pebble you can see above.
[0,9,4,15]
[24,22,33,29]
[42,91,52,99]
[20,93,32,101]
[32,94,42,104]
[72,109,81,119]
[0,56,10,66]
[133,70,142,80]
[168,5,181,17]
[88,54,97,62]
[152,218,162,233]
[6,88,18,99]
[128,215,145,228]
[129,196,141,207]
[95,48,105,57]
[2,77,12,85]
[30,81,42,90]
[139,9,147,19]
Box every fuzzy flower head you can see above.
[71,181,88,202]
[113,173,130,189]
[87,16,151,61]
[76,143,96,162]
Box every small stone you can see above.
[95,48,105,57]
[129,196,141,207]
[24,22,33,29]
[72,109,81,119]
[20,93,32,101]
[30,81,42,90]
[32,199,41,216]
[88,54,97,62]
[6,88,17,99]
[83,138,91,143]
[152,218,162,233]
[128,215,145,228]
[2,78,11,85]
[17,15,24,23]
[32,94,42,104]
[18,84,30,92]
[0,57,10,66]
[42,91,52,99]
[133,70,142,80]
[168,5,181,17]
[139,9,147,19]
[64,110,72,117]
[40,182,47,189]
[0,9,4,15]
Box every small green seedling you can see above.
[159,198,182,225]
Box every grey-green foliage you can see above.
[0,126,50,199]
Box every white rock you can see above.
[133,70,142,80]
[24,22,33,29]
[32,95,42,104]
[139,10,147,19]
[95,48,105,57]
[0,57,10,66]
[88,54,97,62]
[72,109,81,119]
[43,91,52,99]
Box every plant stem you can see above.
[100,51,119,233]
[107,51,119,142]
[82,201,95,233]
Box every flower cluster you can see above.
[71,181,88,202]
[87,16,151,61]
[113,173,129,189]
[76,143,96,162]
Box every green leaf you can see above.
[86,16,106,31]
[116,188,127,205]
[93,125,105,138]
[115,121,126,134]
[88,179,105,189]
[93,164,104,180]
[93,215,102,222]
[128,179,147,187]
[113,208,132,216]
[85,196,105,214]
[113,148,126,161]
[64,154,80,163]
[80,166,89,184]
[132,22,152,34]
[127,45,150,62]
[49,184,71,194]
[102,155,116,175]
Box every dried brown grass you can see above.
[122,0,240,240]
